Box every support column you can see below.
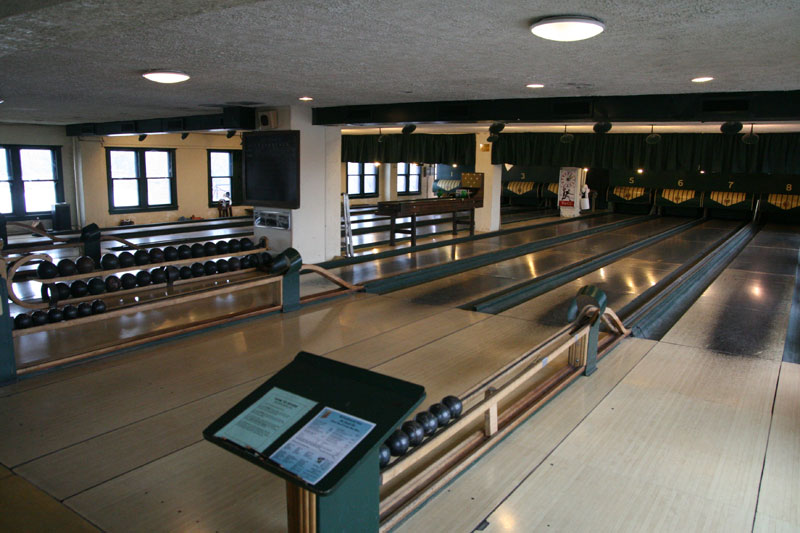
[381,164,397,202]
[474,134,502,232]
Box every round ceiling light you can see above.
[142,70,190,84]
[530,16,605,42]
[298,96,314,102]
[526,83,545,89]
[691,76,714,83]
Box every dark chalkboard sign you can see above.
[243,130,300,209]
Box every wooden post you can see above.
[483,387,498,436]
[286,482,317,533]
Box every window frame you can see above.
[0,144,65,221]
[207,149,242,207]
[346,162,380,199]
[396,162,422,196]
[105,147,178,214]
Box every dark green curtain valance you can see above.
[342,134,475,166]
[492,132,800,174]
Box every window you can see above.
[397,163,421,195]
[0,145,64,219]
[106,148,177,213]
[207,150,242,206]
[346,162,379,198]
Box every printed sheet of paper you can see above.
[214,387,316,453]
[270,407,375,485]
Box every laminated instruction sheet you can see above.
[270,407,375,485]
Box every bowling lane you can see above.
[384,216,691,308]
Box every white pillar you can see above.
[474,134,502,232]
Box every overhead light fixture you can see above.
[720,121,743,134]
[637,168,644,174]
[452,164,458,168]
[526,83,544,89]
[181,132,189,140]
[530,16,605,42]
[593,121,612,134]
[645,125,661,145]
[487,134,499,143]
[691,76,714,83]
[298,96,314,102]
[226,130,236,138]
[402,124,417,135]
[742,124,759,145]
[489,122,505,134]
[142,70,190,84]
[374,162,381,167]
[560,125,574,144]
[377,128,385,143]
[138,134,148,142]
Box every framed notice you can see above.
[558,167,578,207]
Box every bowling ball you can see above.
[88,277,106,295]
[134,250,150,265]
[150,267,167,284]
[415,411,438,436]
[91,299,106,314]
[105,275,122,292]
[228,257,241,271]
[47,307,64,323]
[37,261,58,279]
[62,305,78,320]
[203,261,217,275]
[179,266,193,279]
[165,266,180,283]
[429,403,451,427]
[203,242,217,256]
[135,271,151,287]
[118,251,135,268]
[14,314,33,330]
[239,256,251,269]
[57,259,78,276]
[177,245,192,259]
[191,243,205,257]
[163,246,179,261]
[191,262,205,277]
[69,280,89,298]
[379,444,391,468]
[76,256,95,273]
[100,254,120,270]
[55,282,71,300]
[216,259,229,273]
[120,273,137,290]
[386,430,410,456]
[246,254,260,268]
[442,396,463,419]
[260,252,274,270]
[31,310,49,326]
[77,302,93,317]
[148,248,165,263]
[216,241,230,255]
[228,239,241,253]
[240,237,254,251]
[401,421,425,447]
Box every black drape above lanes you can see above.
[341,134,476,166]
[491,133,800,174]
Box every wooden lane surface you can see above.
[0,473,99,532]
[753,362,800,531]
[479,343,780,533]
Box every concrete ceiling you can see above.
[0,0,798,125]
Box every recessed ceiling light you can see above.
[530,16,605,42]
[142,70,190,84]
[526,83,545,89]
[691,76,714,83]
[298,96,314,102]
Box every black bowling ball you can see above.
[150,268,167,284]
[62,305,78,320]
[216,259,229,273]
[70,280,89,298]
[191,243,205,258]
[239,256,251,269]
[401,421,425,446]
[228,257,241,271]
[240,237,254,251]
[203,242,217,256]
[177,244,192,259]
[120,273,137,290]
[442,396,463,419]
[163,246,179,261]
[260,252,273,269]
[179,266,193,279]
[148,248,165,263]
[105,275,121,292]
[56,282,71,300]
[203,261,217,275]
[100,254,120,270]
[135,271,151,287]
[415,411,438,436]
[47,308,64,323]
[88,277,106,295]
[386,430,410,456]
[133,249,150,265]
[31,310,49,326]
[57,259,78,277]
[228,239,241,253]
[37,261,58,279]
[165,266,180,283]
[246,253,261,268]
[91,299,106,314]
[118,251,135,268]
[216,240,230,254]
[429,403,452,427]
[379,444,391,468]
[76,256,95,273]
[43,282,70,302]
[14,314,33,330]
[77,302,93,317]
[191,262,205,277]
